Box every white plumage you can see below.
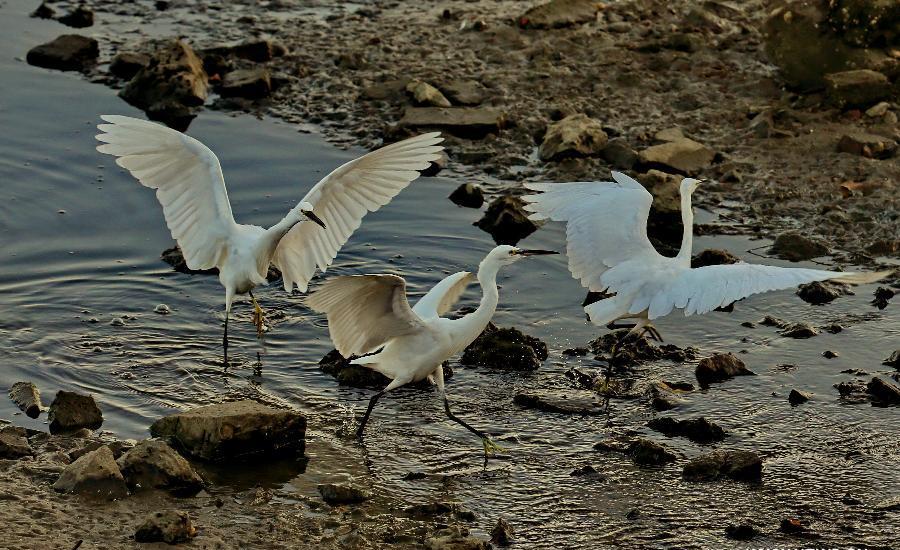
[96,114,443,357]
[523,172,892,339]
[306,245,557,458]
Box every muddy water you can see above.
[2,2,899,547]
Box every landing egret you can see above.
[96,115,443,359]
[523,172,891,340]
[306,245,557,460]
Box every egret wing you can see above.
[305,274,426,357]
[645,263,892,319]
[412,271,475,319]
[95,115,236,271]
[523,172,663,292]
[273,133,444,292]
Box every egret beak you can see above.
[516,249,559,256]
[302,210,327,229]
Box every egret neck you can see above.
[674,185,695,266]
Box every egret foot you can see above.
[482,436,504,457]
[250,291,265,338]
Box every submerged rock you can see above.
[461,324,548,370]
[538,114,608,161]
[638,137,715,175]
[513,390,603,415]
[725,523,759,540]
[135,510,196,544]
[797,281,845,304]
[448,183,484,208]
[53,446,128,499]
[770,232,829,261]
[867,377,900,405]
[425,525,490,550]
[780,322,818,339]
[475,195,538,245]
[628,438,677,467]
[26,34,99,72]
[149,400,305,461]
[120,40,208,130]
[318,483,370,505]
[682,450,762,482]
[824,69,892,109]
[48,391,103,434]
[883,350,900,369]
[788,389,812,405]
[695,353,754,387]
[646,417,726,444]
[519,0,599,29]
[0,427,34,459]
[872,286,895,310]
[8,381,42,418]
[398,107,505,139]
[116,439,204,495]
[490,517,514,546]
[31,2,54,18]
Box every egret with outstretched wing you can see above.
[306,245,557,461]
[523,172,891,340]
[96,115,443,359]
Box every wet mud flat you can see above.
[3,0,900,548]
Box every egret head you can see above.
[487,244,558,266]
[680,178,703,195]
[297,201,326,229]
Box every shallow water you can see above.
[1,1,899,547]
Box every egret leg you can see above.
[356,390,385,440]
[249,290,265,338]
[443,397,502,465]
[223,311,229,366]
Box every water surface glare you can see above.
[1,3,898,546]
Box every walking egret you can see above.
[306,245,557,460]
[96,115,443,359]
[523,172,891,340]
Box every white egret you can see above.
[306,245,558,459]
[523,172,891,340]
[96,115,443,360]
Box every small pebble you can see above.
[154,304,171,315]
[109,317,125,326]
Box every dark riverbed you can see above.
[2,1,899,547]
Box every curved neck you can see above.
[675,190,694,264]
[258,212,301,263]
[455,256,501,346]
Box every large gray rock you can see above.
[116,439,204,495]
[398,107,505,139]
[519,0,599,29]
[461,324,547,370]
[149,400,305,461]
[135,510,196,544]
[628,438,677,467]
[26,34,98,72]
[695,353,754,387]
[539,114,608,161]
[53,446,128,499]
[638,138,715,175]
[0,427,33,459]
[824,69,892,108]
[48,391,103,434]
[120,40,208,130]
[682,450,763,481]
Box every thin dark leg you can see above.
[356,390,385,440]
[223,312,229,366]
[444,397,489,440]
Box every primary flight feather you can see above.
[96,114,443,359]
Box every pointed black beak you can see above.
[517,249,559,256]
[303,210,327,229]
